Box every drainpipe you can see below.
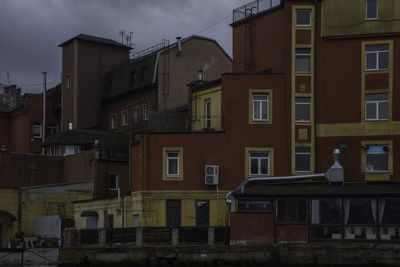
[42,72,47,155]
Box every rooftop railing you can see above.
[233,0,281,23]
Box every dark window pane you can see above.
[260,158,268,174]
[250,158,258,174]
[366,53,376,69]
[238,199,273,212]
[379,51,389,69]
[298,199,307,222]
[296,10,311,26]
[277,200,286,222]
[379,101,389,120]
[381,199,400,224]
[320,199,341,224]
[287,199,297,222]
[365,102,377,119]
[366,0,377,19]
[345,199,376,225]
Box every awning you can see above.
[80,211,99,217]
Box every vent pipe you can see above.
[198,70,204,81]
[176,37,182,56]
[42,72,47,155]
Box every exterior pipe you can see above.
[42,72,47,155]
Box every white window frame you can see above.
[295,97,311,122]
[252,93,269,121]
[365,145,389,173]
[33,122,42,138]
[205,99,211,128]
[143,104,150,121]
[295,48,311,73]
[133,106,140,122]
[248,151,270,176]
[65,74,71,89]
[366,0,378,20]
[111,114,117,129]
[108,174,118,190]
[166,151,180,177]
[296,9,312,27]
[121,110,128,127]
[365,44,389,71]
[295,147,311,172]
[365,93,388,121]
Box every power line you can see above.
[196,14,233,35]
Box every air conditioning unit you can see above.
[205,165,219,185]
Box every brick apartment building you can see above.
[126,0,400,243]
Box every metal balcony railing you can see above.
[233,0,281,23]
[191,115,224,131]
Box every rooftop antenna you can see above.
[128,32,133,47]
[6,72,10,85]
[119,30,126,44]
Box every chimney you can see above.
[198,70,204,81]
[176,37,182,56]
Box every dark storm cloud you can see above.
[0,0,247,93]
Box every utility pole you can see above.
[42,72,47,155]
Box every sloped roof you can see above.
[43,129,129,146]
[58,33,132,49]
[102,35,231,101]
[102,54,156,100]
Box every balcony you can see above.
[191,115,225,132]
[233,0,281,23]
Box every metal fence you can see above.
[0,248,58,266]
[233,0,281,23]
[73,227,230,247]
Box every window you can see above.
[46,124,58,136]
[295,48,311,73]
[205,99,211,128]
[121,110,128,126]
[111,114,117,129]
[143,104,150,121]
[366,0,377,20]
[365,44,389,71]
[65,74,71,89]
[139,67,146,82]
[130,71,137,85]
[133,106,140,122]
[238,199,273,212]
[295,97,311,122]
[296,9,311,26]
[33,121,42,138]
[310,199,342,240]
[108,174,118,190]
[365,93,388,120]
[252,93,268,121]
[365,144,389,173]
[86,217,98,229]
[249,152,269,176]
[163,147,183,180]
[166,151,180,177]
[277,199,307,224]
[295,147,311,172]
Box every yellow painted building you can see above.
[191,82,222,131]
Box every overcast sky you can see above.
[0,0,251,93]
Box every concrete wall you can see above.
[21,182,93,235]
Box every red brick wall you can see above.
[230,212,275,244]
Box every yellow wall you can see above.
[21,190,93,235]
[0,189,19,247]
[74,190,230,228]
[322,0,400,37]
[191,86,222,130]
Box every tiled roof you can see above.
[58,33,132,49]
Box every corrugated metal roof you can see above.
[234,182,400,197]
